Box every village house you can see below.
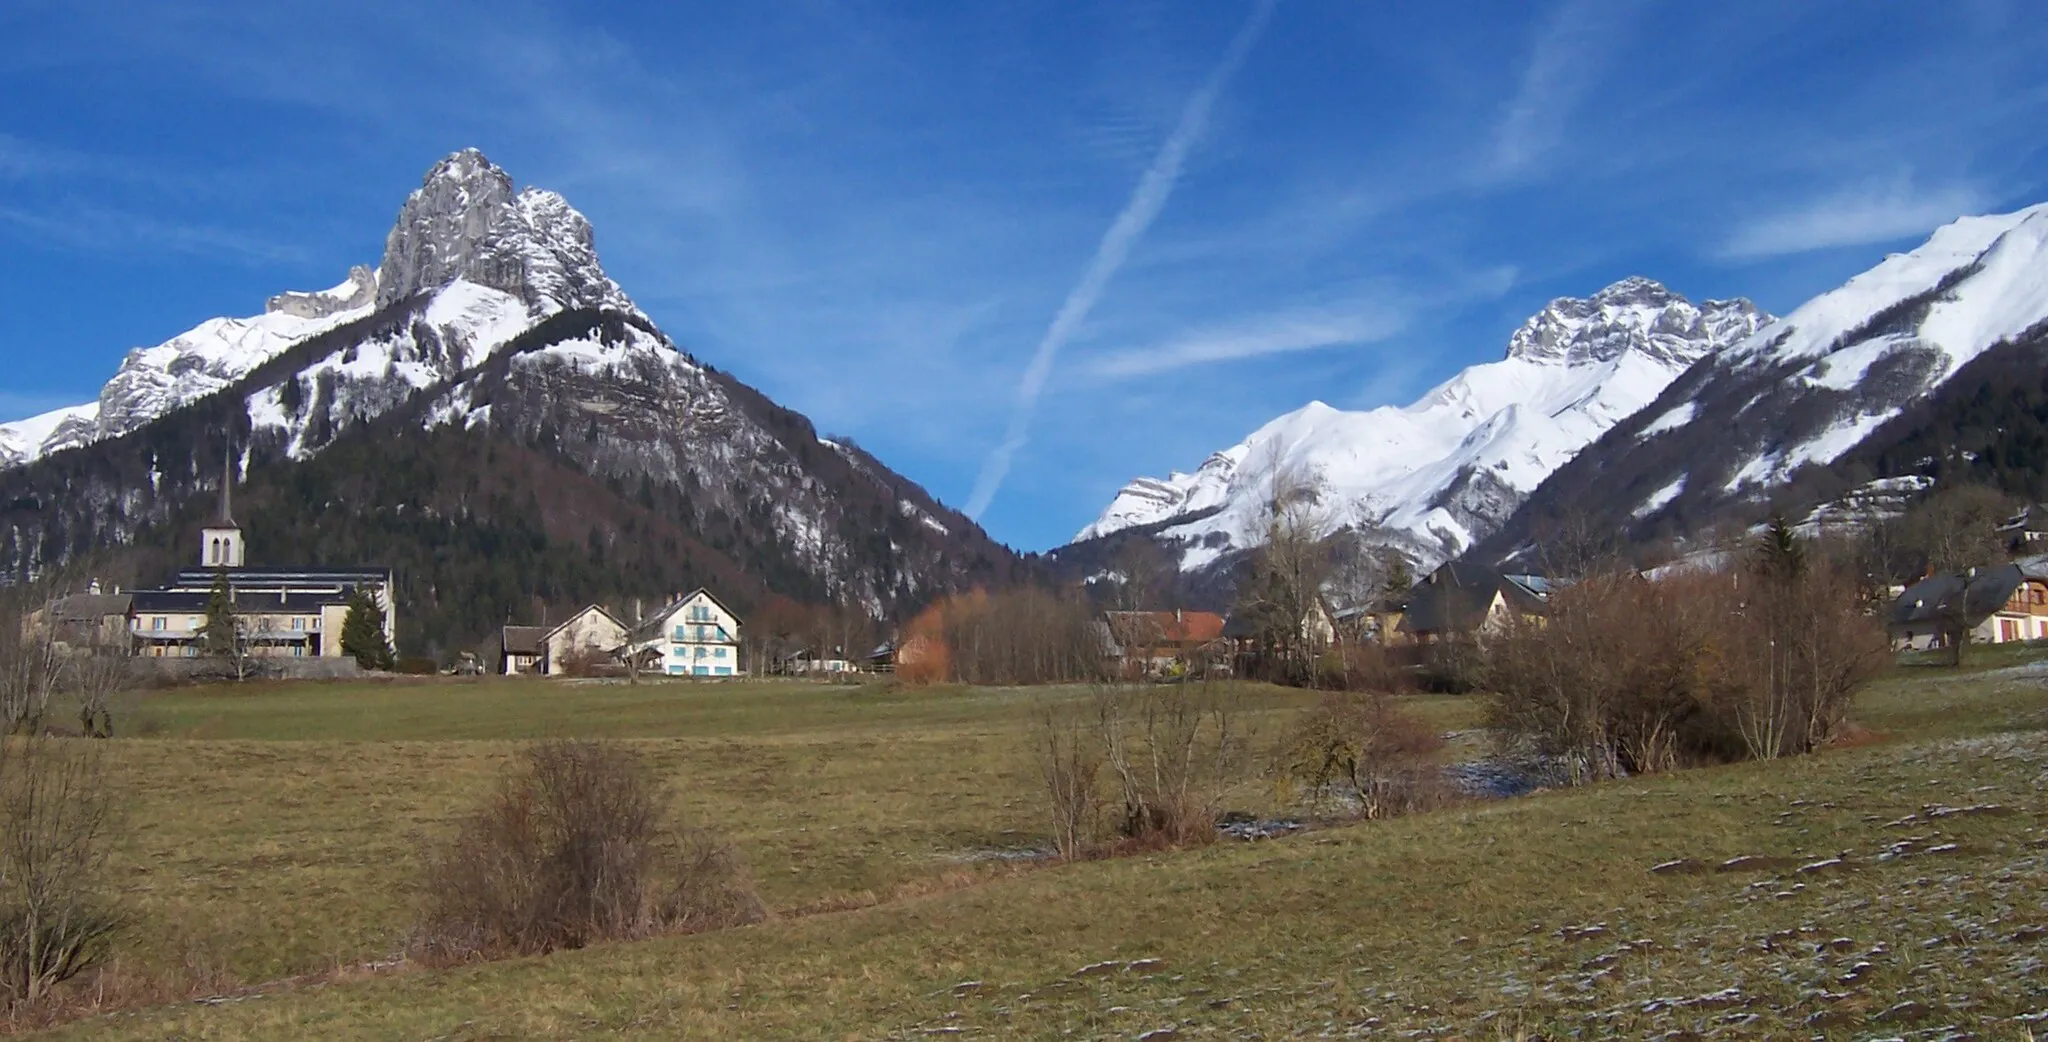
[627,589,745,676]
[1397,564,1553,644]
[125,470,396,659]
[1889,562,2048,648]
[496,605,630,675]
[25,586,134,654]
[497,626,548,674]
[1101,609,1228,677]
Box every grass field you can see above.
[28,660,2048,1038]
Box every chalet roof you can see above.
[1103,610,1226,647]
[1401,564,1551,635]
[47,593,132,621]
[501,626,549,656]
[543,604,626,644]
[632,588,743,638]
[1890,564,2028,630]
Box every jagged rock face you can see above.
[267,265,378,319]
[1507,276,1768,368]
[0,148,1020,633]
[376,149,630,313]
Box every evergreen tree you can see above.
[1383,550,1414,599]
[1753,514,1807,585]
[341,591,396,670]
[200,570,241,657]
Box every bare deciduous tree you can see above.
[1235,451,1333,684]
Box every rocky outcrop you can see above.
[1506,277,1767,368]
[376,148,630,313]
[267,265,379,319]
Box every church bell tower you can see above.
[201,444,245,569]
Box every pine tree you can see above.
[1754,514,1807,584]
[341,591,396,670]
[200,570,241,657]
[1383,550,1414,599]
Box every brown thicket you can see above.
[0,739,120,1009]
[898,588,1101,686]
[1484,534,1889,782]
[1282,692,1447,819]
[413,740,764,964]
[1033,680,1253,856]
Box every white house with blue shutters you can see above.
[631,588,744,677]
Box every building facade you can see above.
[630,589,744,676]
[126,468,395,658]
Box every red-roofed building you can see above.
[1101,609,1229,677]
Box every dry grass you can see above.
[28,663,2048,1038]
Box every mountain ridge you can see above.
[1068,277,1768,576]
[1474,200,2048,565]
[0,149,1024,650]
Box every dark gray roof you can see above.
[48,593,132,621]
[501,626,549,656]
[131,590,344,613]
[1890,564,2025,630]
[1402,564,1550,635]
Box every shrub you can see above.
[1032,680,1257,856]
[413,740,764,964]
[1096,679,1252,848]
[1036,703,1104,860]
[1283,692,1447,819]
[1483,545,1890,782]
[0,740,120,1008]
[393,657,438,676]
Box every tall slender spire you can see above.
[219,440,236,526]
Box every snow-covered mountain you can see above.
[1476,200,2048,564]
[0,150,632,470]
[1074,277,1768,571]
[0,150,1021,635]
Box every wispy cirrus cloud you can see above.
[1718,178,1993,259]
[1488,0,1628,180]
[962,0,1280,520]
[0,203,309,265]
[1086,307,1405,380]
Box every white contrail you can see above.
[963,0,1279,520]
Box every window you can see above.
[715,647,727,659]
[715,666,732,676]
[292,618,305,631]
[152,617,166,632]
[673,627,688,642]
[695,647,708,658]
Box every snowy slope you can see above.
[1475,200,2048,564]
[1712,202,2048,491]
[0,150,634,471]
[1077,278,1767,570]
[0,149,1013,615]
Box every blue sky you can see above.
[4,1,2047,551]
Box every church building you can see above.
[127,461,397,659]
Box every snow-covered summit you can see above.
[1507,277,1764,367]
[378,148,631,313]
[1474,198,2048,564]
[1073,279,1769,570]
[0,149,637,469]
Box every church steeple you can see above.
[201,441,245,569]
[217,442,236,526]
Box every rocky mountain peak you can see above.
[1505,278,1767,368]
[376,149,629,314]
